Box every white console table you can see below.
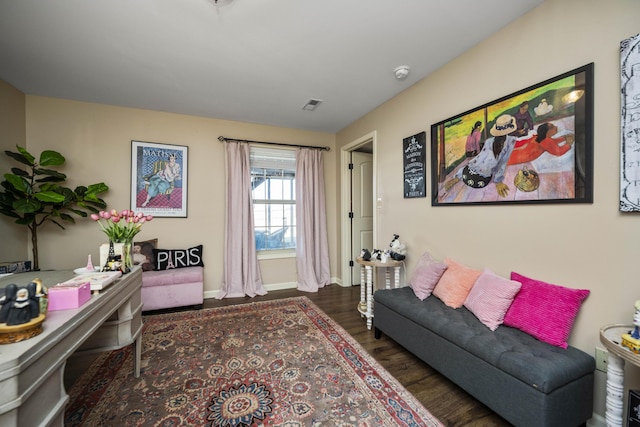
[356,257,403,330]
[600,324,640,427]
[0,267,143,427]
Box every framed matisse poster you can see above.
[431,63,593,206]
[130,140,188,217]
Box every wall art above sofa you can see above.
[431,63,594,206]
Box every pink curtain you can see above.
[218,142,266,299]
[295,148,330,292]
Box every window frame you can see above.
[250,146,297,256]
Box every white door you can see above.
[351,151,373,285]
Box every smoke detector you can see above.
[394,65,410,80]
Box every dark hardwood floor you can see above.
[65,284,511,426]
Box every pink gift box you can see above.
[48,281,91,311]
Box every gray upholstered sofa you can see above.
[373,287,594,427]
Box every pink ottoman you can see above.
[141,266,204,311]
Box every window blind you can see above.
[250,146,296,171]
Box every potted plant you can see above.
[0,146,109,270]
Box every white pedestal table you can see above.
[356,256,403,330]
[600,324,640,427]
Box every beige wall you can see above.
[21,96,336,293]
[0,79,28,262]
[336,0,640,420]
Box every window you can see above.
[250,147,296,252]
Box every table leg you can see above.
[385,267,391,289]
[133,335,142,378]
[365,265,373,330]
[359,265,366,316]
[394,266,401,288]
[605,352,625,427]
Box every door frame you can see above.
[340,131,377,287]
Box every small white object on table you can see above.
[356,256,403,330]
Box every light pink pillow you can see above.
[463,268,522,331]
[408,252,448,300]
[504,272,590,348]
[432,258,481,308]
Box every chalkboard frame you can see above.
[403,132,427,198]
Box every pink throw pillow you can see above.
[504,272,590,348]
[408,252,448,300]
[432,258,481,308]
[463,268,522,331]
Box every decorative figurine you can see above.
[389,234,407,261]
[6,287,32,326]
[26,282,40,319]
[86,254,95,272]
[633,299,640,339]
[621,300,640,353]
[0,284,18,323]
[32,278,48,315]
[370,249,383,261]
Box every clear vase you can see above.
[122,241,133,273]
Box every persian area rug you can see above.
[65,296,443,427]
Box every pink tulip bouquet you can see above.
[90,209,153,243]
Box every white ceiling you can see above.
[0,0,544,134]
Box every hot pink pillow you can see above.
[463,268,522,331]
[504,272,590,348]
[408,252,448,300]
[432,258,481,308]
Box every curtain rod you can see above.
[218,136,330,151]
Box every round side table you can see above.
[600,324,640,427]
[356,257,403,330]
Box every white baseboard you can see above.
[204,276,347,299]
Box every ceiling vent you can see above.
[302,99,323,111]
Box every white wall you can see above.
[336,0,640,421]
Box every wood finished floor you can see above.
[65,284,512,426]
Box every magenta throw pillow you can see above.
[463,268,522,331]
[408,252,448,300]
[503,272,590,348]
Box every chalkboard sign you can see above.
[403,131,426,198]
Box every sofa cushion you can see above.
[432,258,481,308]
[504,272,590,349]
[142,266,204,288]
[464,268,522,331]
[408,251,448,300]
[374,287,595,394]
[153,244,204,270]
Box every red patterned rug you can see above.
[64,296,443,426]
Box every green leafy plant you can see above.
[0,146,109,270]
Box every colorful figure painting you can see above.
[131,140,188,217]
[431,63,593,206]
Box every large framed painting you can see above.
[431,63,593,206]
[130,140,188,217]
[620,33,640,212]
